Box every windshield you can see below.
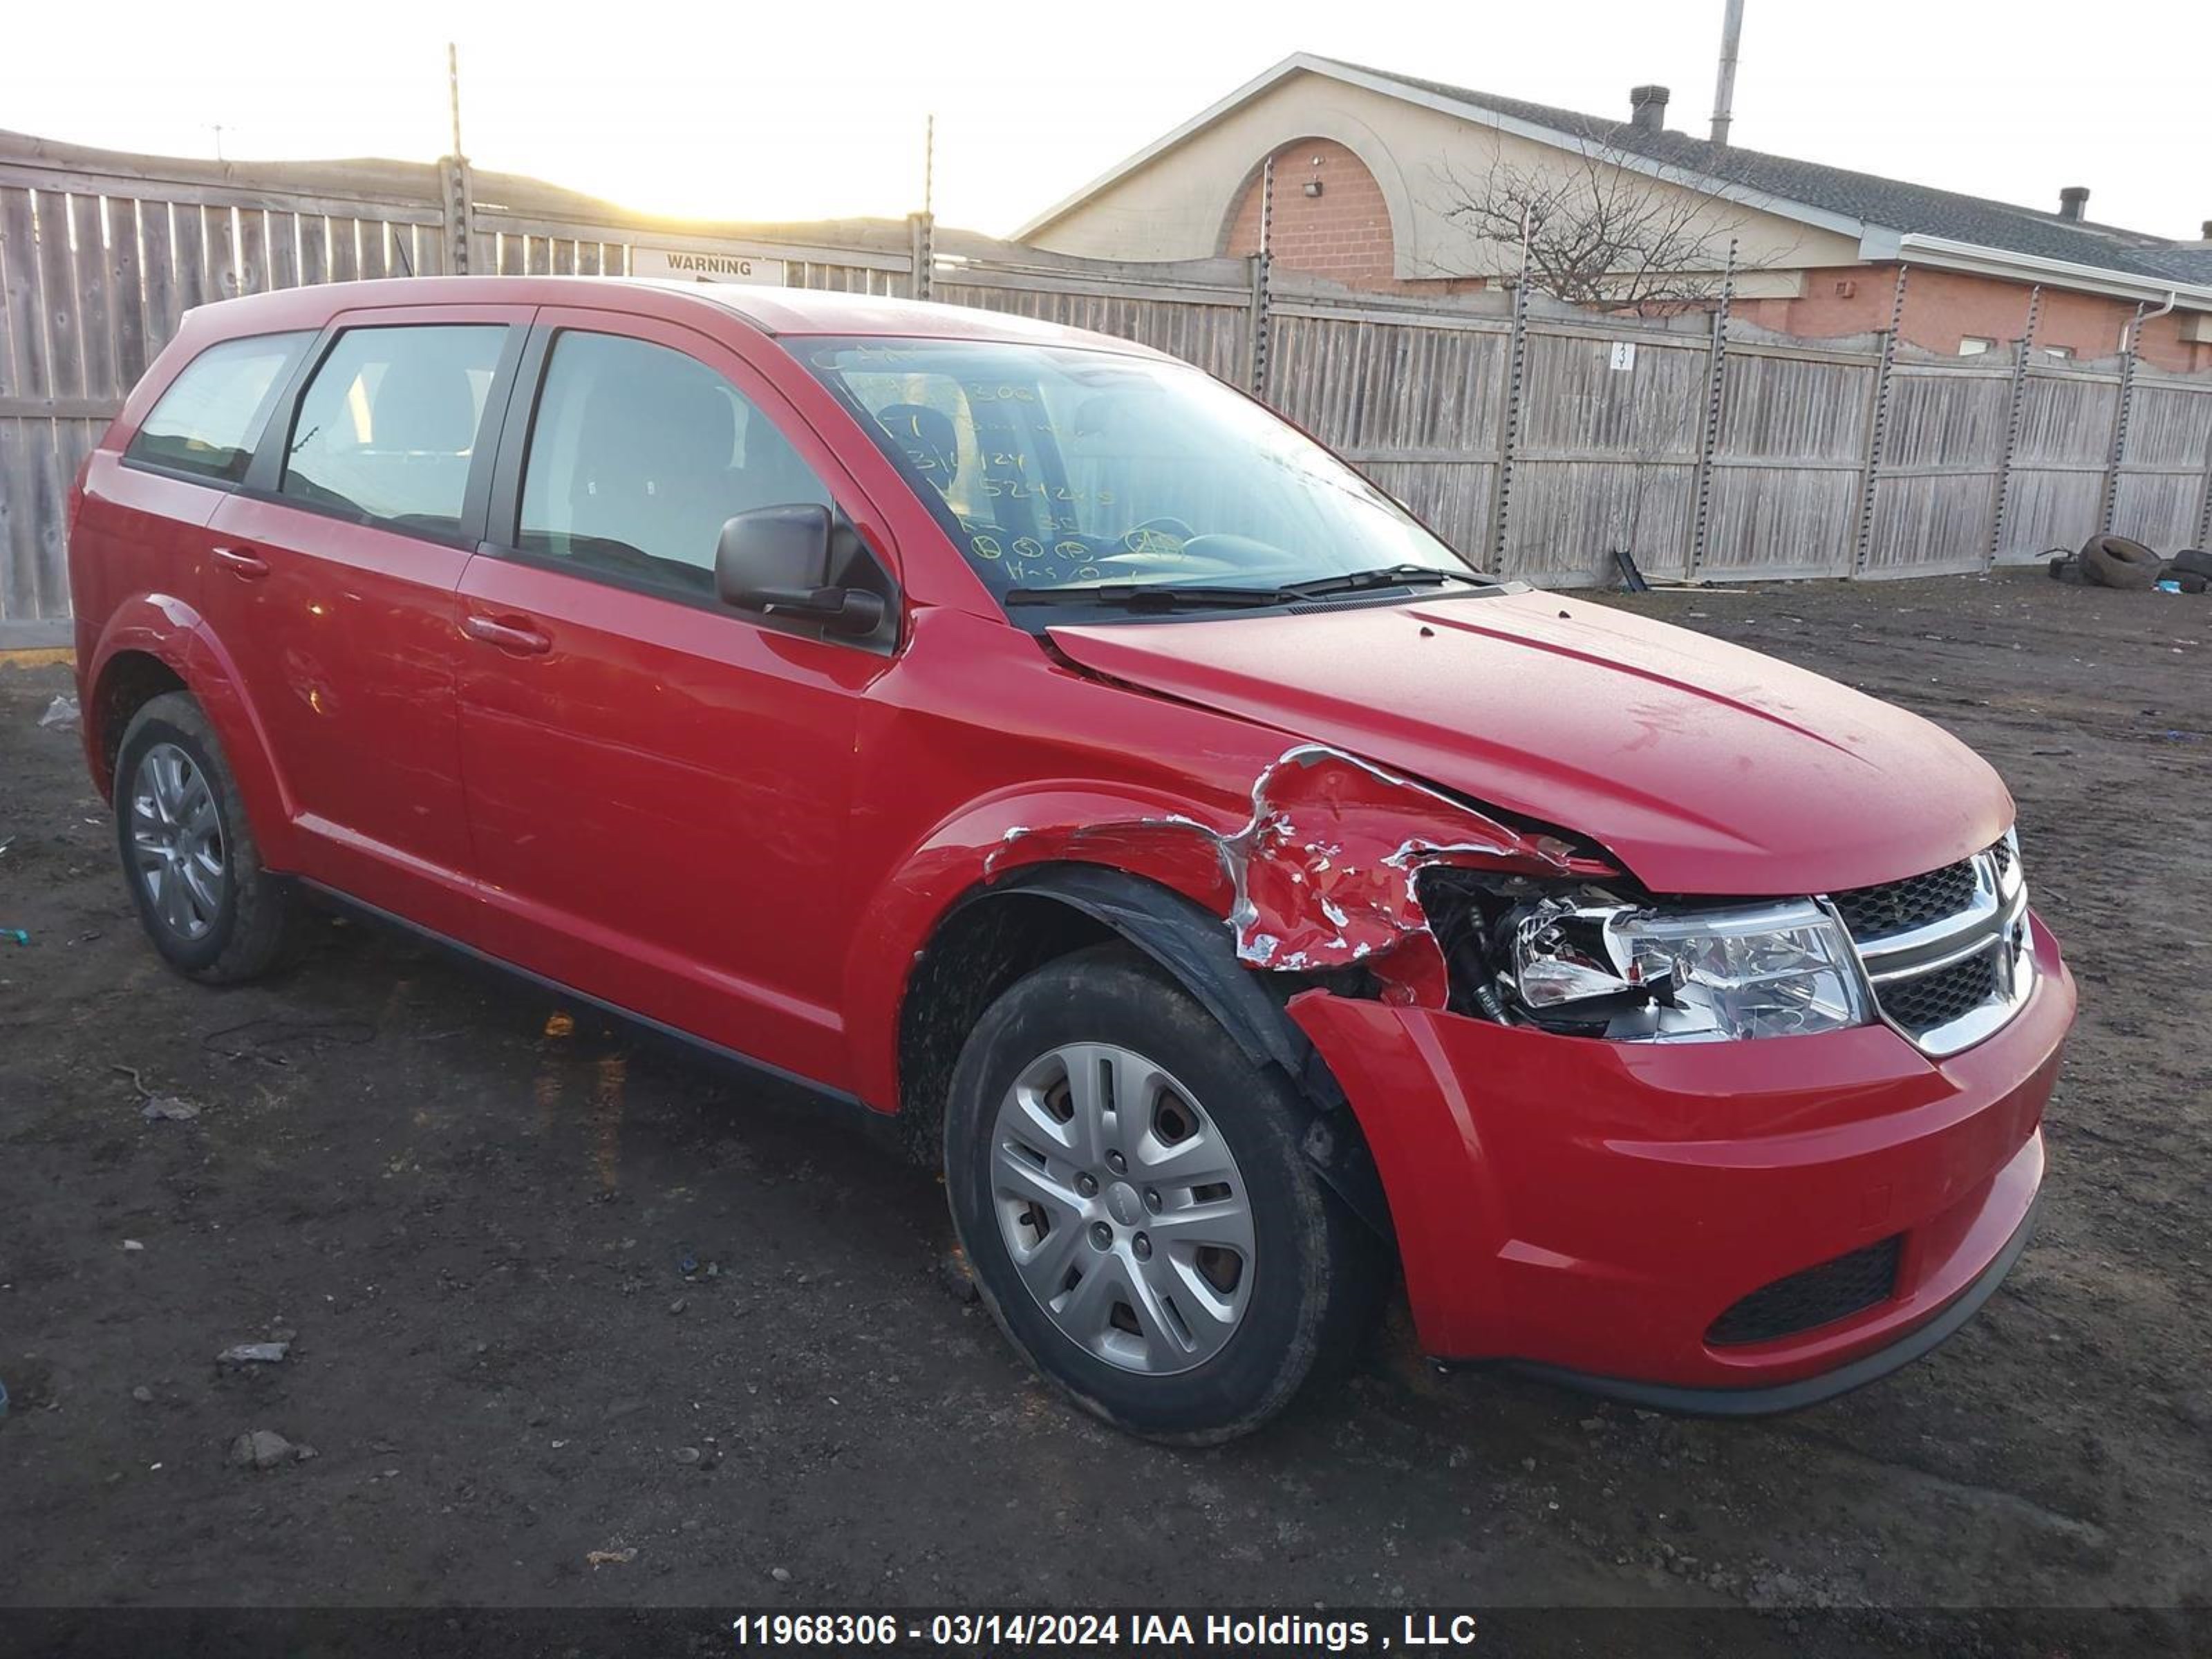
[800,337,1486,611]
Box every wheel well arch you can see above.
[894,863,1393,1238]
[88,650,187,794]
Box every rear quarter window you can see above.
[124,331,315,482]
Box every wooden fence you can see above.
[6,131,2212,644]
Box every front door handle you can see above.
[461,613,552,655]
[211,545,270,581]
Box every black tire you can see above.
[113,691,298,983]
[2079,534,2162,590]
[2168,547,2212,582]
[944,944,1382,1444]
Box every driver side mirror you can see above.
[715,504,886,637]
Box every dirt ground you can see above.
[1,568,2206,1649]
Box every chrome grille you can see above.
[1828,831,2032,1057]
[1830,859,1978,937]
[1879,950,2000,1031]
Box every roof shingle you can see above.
[1325,57,2212,285]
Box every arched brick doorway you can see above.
[1221,138,1398,288]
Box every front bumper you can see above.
[1288,911,2074,1404]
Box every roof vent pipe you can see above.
[1630,85,1670,133]
[2059,186,2090,221]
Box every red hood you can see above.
[1049,590,2012,897]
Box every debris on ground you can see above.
[2052,536,2207,594]
[228,1430,301,1470]
[585,1546,637,1568]
[131,1386,153,1403]
[37,694,78,730]
[114,1065,202,1121]
[2,927,27,946]
[217,1341,292,1366]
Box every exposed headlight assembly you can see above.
[1508,897,1871,1042]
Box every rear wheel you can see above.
[944,944,1380,1443]
[113,692,298,983]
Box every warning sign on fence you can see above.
[630,248,786,285]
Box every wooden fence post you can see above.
[2196,394,2212,550]
[1988,285,2041,569]
[438,154,472,274]
[907,212,934,303]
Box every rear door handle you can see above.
[461,613,552,655]
[211,545,270,581]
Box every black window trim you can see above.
[118,328,321,494]
[234,315,532,553]
[478,319,903,655]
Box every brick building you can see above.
[1020,55,2212,371]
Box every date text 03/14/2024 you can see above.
[727,1612,1483,1649]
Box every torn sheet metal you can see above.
[988,744,1615,1006]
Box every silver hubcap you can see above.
[129,742,225,941]
[989,1042,1254,1376]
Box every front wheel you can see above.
[944,944,1382,1443]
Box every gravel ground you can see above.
[1,568,2206,1653]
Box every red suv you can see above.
[68,278,2074,1441]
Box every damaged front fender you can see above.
[988,744,1616,1007]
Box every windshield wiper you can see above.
[1275,563,1492,599]
[1004,581,1291,610]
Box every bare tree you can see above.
[1436,130,1781,312]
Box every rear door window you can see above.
[280,325,506,537]
[515,330,832,597]
[126,331,315,482]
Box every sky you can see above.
[5,0,2207,241]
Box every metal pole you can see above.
[908,114,936,302]
[1710,0,1746,147]
[441,43,473,274]
[448,43,465,161]
[1853,264,1909,575]
[1250,154,1275,398]
[1988,285,2041,568]
[1490,273,1531,573]
[2099,301,2146,534]
[1689,238,1737,579]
